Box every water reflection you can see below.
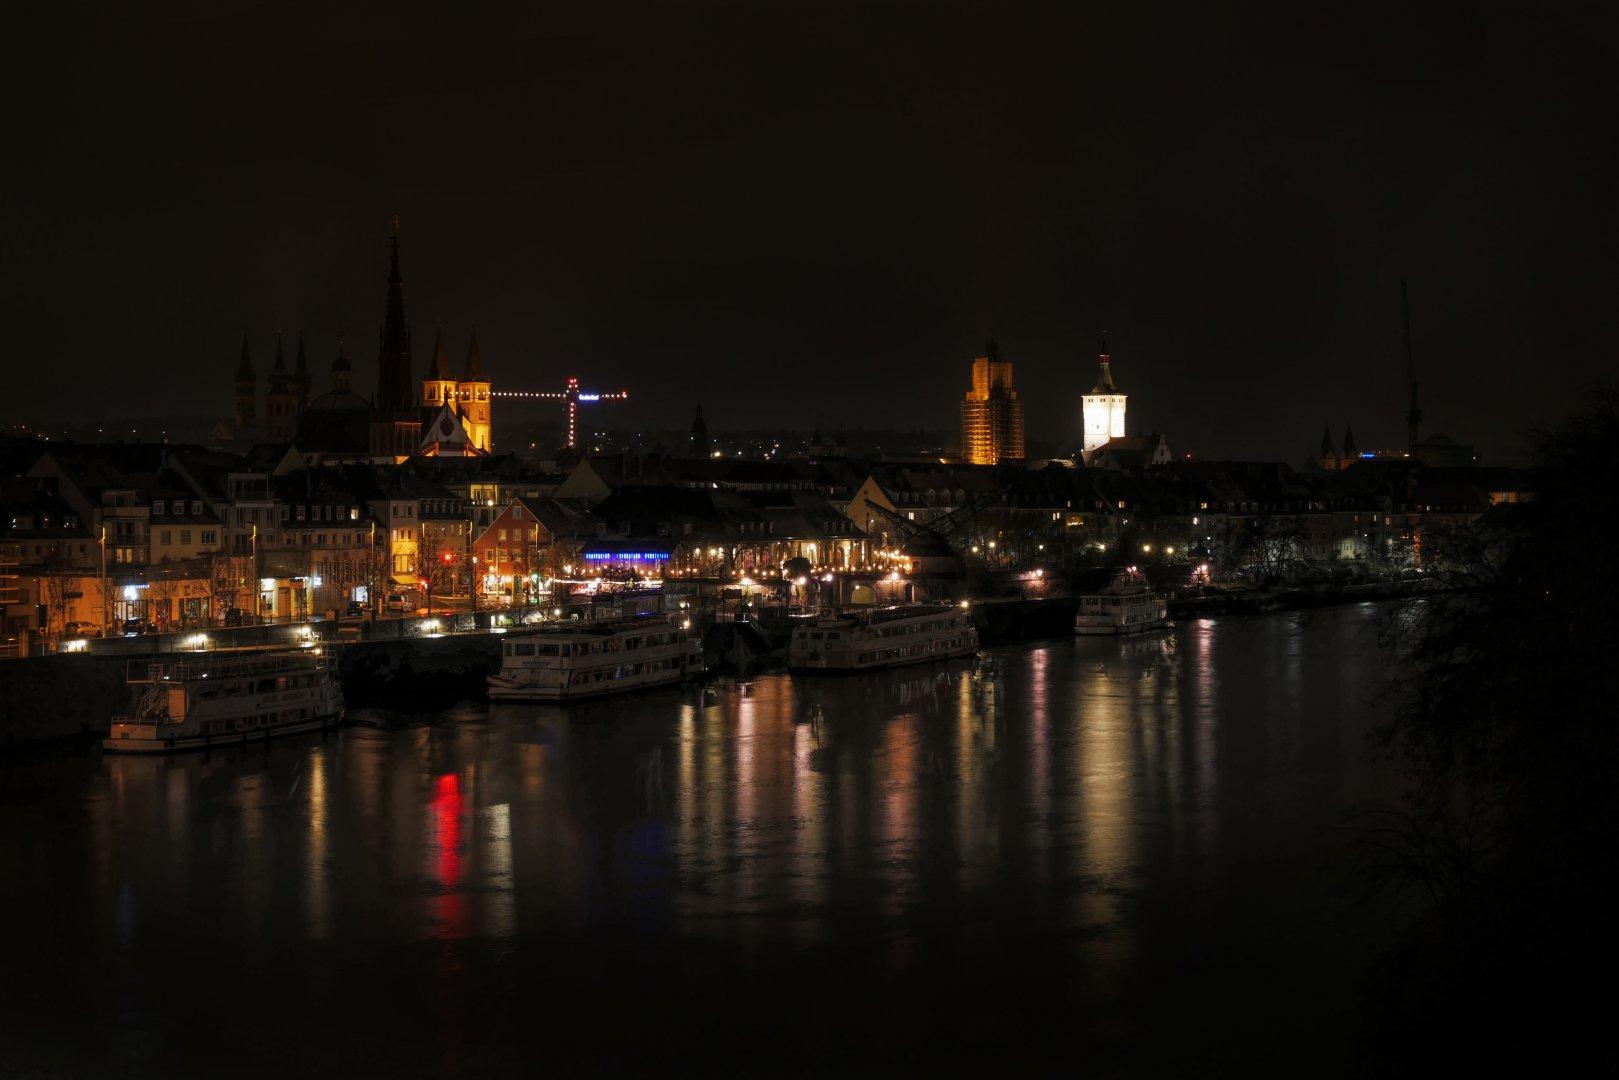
[4,606,1396,1073]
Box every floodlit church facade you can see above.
[418,322,493,455]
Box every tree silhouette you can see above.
[1361,389,1619,1073]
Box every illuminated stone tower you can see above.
[959,340,1026,465]
[458,325,492,452]
[422,322,457,409]
[265,328,298,442]
[234,332,256,430]
[1081,334,1127,459]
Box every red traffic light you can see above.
[442,552,454,563]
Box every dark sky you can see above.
[4,0,1614,461]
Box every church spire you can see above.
[292,331,312,407]
[376,216,413,413]
[461,324,486,381]
[426,321,450,380]
[1091,331,1118,393]
[268,327,290,392]
[1320,423,1335,458]
[331,331,352,394]
[235,332,253,379]
[1342,424,1358,460]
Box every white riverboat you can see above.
[1074,574,1169,636]
[487,615,704,702]
[788,604,979,672]
[103,651,344,753]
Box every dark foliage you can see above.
[1362,390,1619,1074]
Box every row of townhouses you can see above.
[1,437,1529,652]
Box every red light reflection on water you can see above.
[431,772,467,939]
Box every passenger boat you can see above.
[788,604,979,672]
[1074,574,1169,636]
[486,615,704,702]
[103,651,343,753]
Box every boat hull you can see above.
[101,712,343,754]
[789,640,979,673]
[1075,617,1169,636]
[487,669,696,702]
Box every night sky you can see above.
[4,1,1613,461]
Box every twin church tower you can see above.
[958,337,1127,465]
[230,220,493,459]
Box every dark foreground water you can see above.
[1,606,1400,1077]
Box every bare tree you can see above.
[208,553,247,624]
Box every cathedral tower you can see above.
[234,332,256,430]
[422,322,457,409]
[1081,334,1127,459]
[1319,424,1338,471]
[458,325,492,452]
[292,331,312,410]
[370,217,420,459]
[265,328,297,442]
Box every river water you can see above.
[0,605,1401,1076]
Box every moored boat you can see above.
[1074,573,1169,636]
[486,615,704,702]
[103,651,344,753]
[788,604,978,672]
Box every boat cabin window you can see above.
[507,642,537,657]
[537,643,562,657]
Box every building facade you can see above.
[959,341,1026,465]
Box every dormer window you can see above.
[152,500,164,514]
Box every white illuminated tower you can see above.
[1081,333,1127,459]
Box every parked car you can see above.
[344,599,365,617]
[223,607,257,627]
[122,618,155,637]
[385,593,410,613]
[63,620,101,637]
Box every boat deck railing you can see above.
[130,651,329,684]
